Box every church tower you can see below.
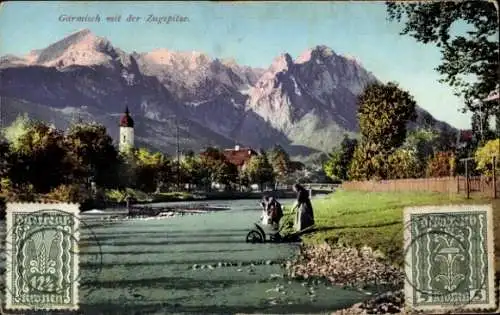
[119,107,134,152]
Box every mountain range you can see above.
[0,29,455,162]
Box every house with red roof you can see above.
[222,145,259,171]
[199,145,259,171]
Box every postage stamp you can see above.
[403,204,496,313]
[4,203,80,311]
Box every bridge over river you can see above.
[0,198,375,315]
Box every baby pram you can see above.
[245,207,314,243]
[246,220,287,243]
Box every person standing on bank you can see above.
[292,183,314,231]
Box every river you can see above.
[1,198,372,314]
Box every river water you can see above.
[1,198,373,314]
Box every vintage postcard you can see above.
[404,205,496,313]
[0,1,498,314]
[4,203,80,311]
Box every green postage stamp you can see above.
[4,203,80,311]
[404,204,496,313]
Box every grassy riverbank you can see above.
[281,190,500,268]
[105,189,297,204]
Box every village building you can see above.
[119,107,134,152]
[199,145,258,169]
[199,145,259,191]
[222,145,259,171]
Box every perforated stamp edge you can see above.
[4,202,80,311]
[403,204,497,314]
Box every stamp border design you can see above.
[5,202,80,311]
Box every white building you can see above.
[119,107,134,152]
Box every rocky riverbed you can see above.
[284,243,405,314]
[331,289,404,314]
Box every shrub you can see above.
[475,139,500,177]
[348,142,389,181]
[386,148,422,179]
[425,151,456,177]
[45,184,90,203]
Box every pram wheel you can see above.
[246,230,264,243]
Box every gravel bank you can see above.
[285,243,405,314]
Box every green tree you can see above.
[403,128,440,165]
[8,121,71,193]
[358,82,418,150]
[323,135,358,181]
[181,155,204,190]
[267,145,291,183]
[64,122,120,188]
[244,154,274,191]
[350,82,417,180]
[386,1,499,115]
[199,147,238,189]
[2,114,30,151]
[435,126,459,152]
[471,112,496,145]
[132,148,169,193]
[387,148,422,179]
[348,141,389,181]
[475,139,500,177]
[116,153,136,189]
[323,151,342,181]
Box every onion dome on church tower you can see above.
[119,106,134,128]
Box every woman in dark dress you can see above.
[292,183,315,231]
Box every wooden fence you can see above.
[275,183,339,191]
[341,176,500,198]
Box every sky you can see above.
[0,1,483,129]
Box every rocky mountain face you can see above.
[0,29,455,161]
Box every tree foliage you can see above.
[2,114,30,150]
[8,121,70,193]
[425,151,456,178]
[474,139,500,177]
[199,147,238,188]
[244,154,274,190]
[181,155,204,188]
[267,145,291,183]
[386,1,499,115]
[350,82,418,180]
[358,82,417,151]
[471,112,496,145]
[323,135,358,181]
[348,142,389,181]
[403,128,444,166]
[386,148,422,179]
[132,148,169,193]
[65,122,120,188]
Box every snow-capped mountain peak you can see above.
[30,28,120,68]
[0,31,455,158]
